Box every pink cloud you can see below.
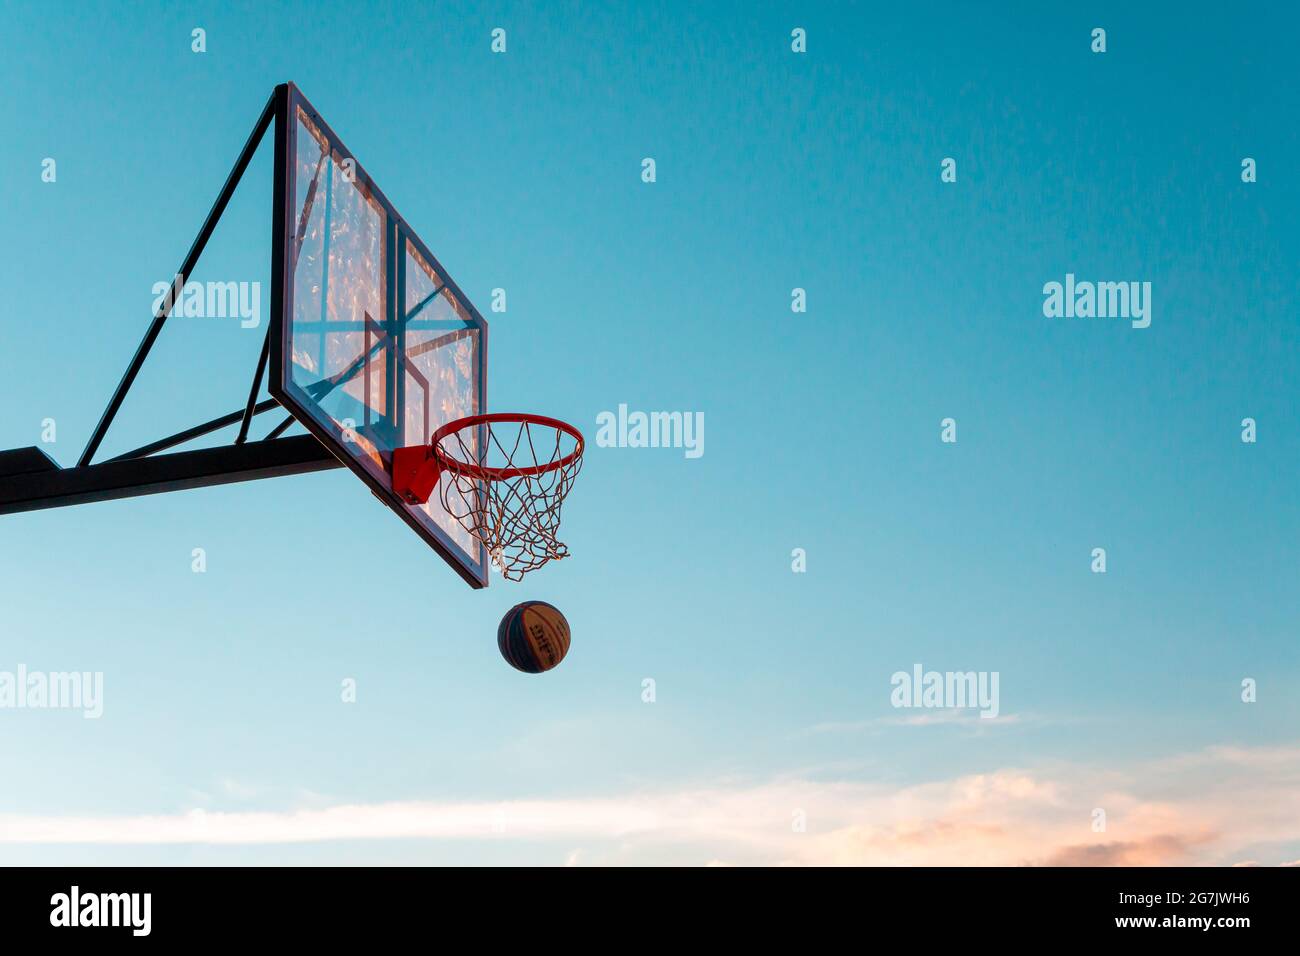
[1,744,1297,866]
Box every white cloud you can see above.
[1,744,1297,866]
[802,710,1028,735]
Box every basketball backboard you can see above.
[269,84,490,588]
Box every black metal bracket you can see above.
[0,437,339,516]
[0,84,344,518]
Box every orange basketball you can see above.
[497,601,572,673]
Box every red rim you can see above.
[431,413,585,481]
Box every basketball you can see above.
[497,601,572,673]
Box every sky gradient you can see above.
[1,1,1297,865]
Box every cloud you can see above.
[1037,835,1210,867]
[801,709,1029,736]
[1,744,1297,865]
[217,778,259,800]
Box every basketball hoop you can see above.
[391,413,584,581]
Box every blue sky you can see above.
[1,2,1297,865]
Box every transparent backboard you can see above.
[270,85,489,587]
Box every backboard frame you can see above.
[268,83,491,588]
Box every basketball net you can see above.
[433,416,584,581]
